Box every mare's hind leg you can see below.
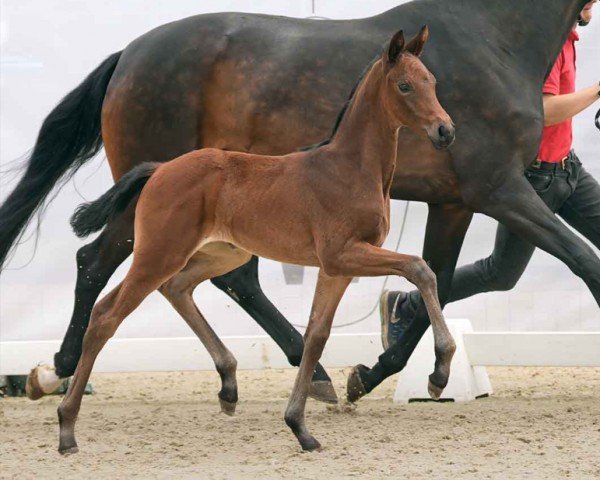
[160,246,252,415]
[211,257,338,404]
[26,204,135,400]
[57,252,189,454]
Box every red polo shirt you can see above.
[538,30,579,163]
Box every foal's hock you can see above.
[61,26,456,454]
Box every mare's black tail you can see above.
[70,162,159,238]
[0,51,123,269]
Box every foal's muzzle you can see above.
[427,122,455,150]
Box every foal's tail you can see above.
[70,162,159,238]
[0,51,123,269]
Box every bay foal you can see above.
[60,27,455,453]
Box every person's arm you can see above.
[543,82,600,126]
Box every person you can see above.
[380,0,600,350]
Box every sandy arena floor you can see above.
[1,367,599,479]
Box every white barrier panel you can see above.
[2,329,599,375]
[464,332,600,367]
[0,333,383,376]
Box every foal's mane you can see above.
[300,54,380,151]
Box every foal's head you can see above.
[380,26,454,150]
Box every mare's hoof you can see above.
[299,435,322,452]
[26,364,62,401]
[427,376,445,400]
[346,365,368,403]
[26,367,45,401]
[308,380,338,404]
[219,398,237,416]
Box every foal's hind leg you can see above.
[57,254,188,454]
[26,205,135,400]
[160,248,251,415]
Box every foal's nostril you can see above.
[429,123,455,150]
[427,123,454,149]
[438,124,449,139]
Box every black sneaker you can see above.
[379,290,410,350]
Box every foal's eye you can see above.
[398,82,412,93]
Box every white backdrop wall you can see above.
[1,1,599,345]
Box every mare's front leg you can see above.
[472,173,600,301]
[26,205,135,400]
[349,204,472,402]
[285,272,351,451]
[211,256,338,404]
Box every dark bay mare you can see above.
[1,0,597,402]
[57,29,456,453]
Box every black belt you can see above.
[530,151,574,171]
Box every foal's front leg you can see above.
[211,256,338,404]
[321,243,456,402]
[284,272,351,451]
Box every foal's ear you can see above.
[405,25,429,57]
[385,29,405,65]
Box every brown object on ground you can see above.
[1,367,599,479]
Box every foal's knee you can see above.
[410,258,437,292]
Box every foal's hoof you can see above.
[26,364,62,401]
[346,365,368,403]
[58,434,79,456]
[219,398,237,416]
[299,435,322,452]
[308,380,338,404]
[58,445,79,456]
[427,375,445,400]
